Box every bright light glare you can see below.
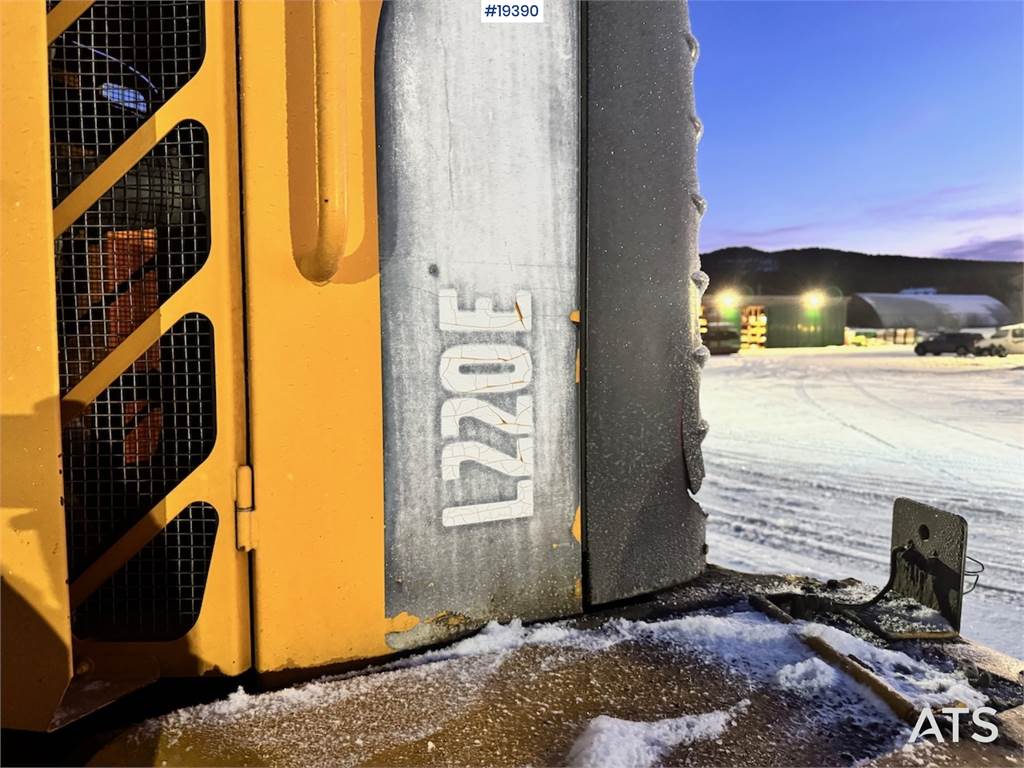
[802,290,826,310]
[715,290,740,311]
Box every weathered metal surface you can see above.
[891,497,968,631]
[583,0,707,605]
[376,0,581,647]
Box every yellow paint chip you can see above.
[384,611,420,634]
[571,506,582,543]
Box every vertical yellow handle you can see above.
[295,0,347,284]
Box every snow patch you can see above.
[618,610,983,711]
[206,686,257,717]
[417,618,623,662]
[775,657,839,692]
[431,618,530,657]
[798,623,987,709]
[566,700,750,768]
[614,611,808,682]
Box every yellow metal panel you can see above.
[239,0,407,671]
[74,0,250,678]
[46,0,95,45]
[0,0,74,731]
[46,1,251,679]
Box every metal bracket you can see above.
[890,497,968,632]
[765,497,970,642]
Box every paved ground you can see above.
[700,345,1024,656]
[76,571,1024,767]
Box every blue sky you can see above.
[690,1,1024,260]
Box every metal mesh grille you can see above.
[48,0,206,204]
[62,313,217,580]
[73,502,218,641]
[54,121,210,395]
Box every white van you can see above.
[975,322,1024,356]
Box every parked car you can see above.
[975,323,1024,357]
[704,323,741,355]
[913,332,982,356]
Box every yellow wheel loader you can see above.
[1,1,1020,765]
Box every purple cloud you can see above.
[865,186,1021,224]
[944,201,1024,221]
[713,223,818,241]
[865,185,980,219]
[940,235,1024,262]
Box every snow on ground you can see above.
[611,611,986,710]
[700,345,1024,657]
[135,611,983,767]
[565,700,750,768]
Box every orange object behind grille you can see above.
[102,229,163,464]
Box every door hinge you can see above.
[235,464,257,552]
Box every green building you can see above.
[704,291,847,348]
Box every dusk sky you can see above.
[690,1,1024,261]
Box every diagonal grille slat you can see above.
[49,0,205,205]
[62,313,217,583]
[54,121,211,395]
[73,502,218,641]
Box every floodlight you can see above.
[715,290,740,311]
[802,290,826,310]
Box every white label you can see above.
[441,438,533,481]
[439,288,532,332]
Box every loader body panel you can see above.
[3,1,252,731]
[376,0,582,647]
[583,1,708,605]
[239,0,402,671]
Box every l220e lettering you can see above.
[437,288,534,527]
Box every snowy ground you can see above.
[700,345,1024,657]
[102,613,990,767]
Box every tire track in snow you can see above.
[794,376,898,451]
[840,369,1022,451]
[795,373,988,493]
[699,348,1024,651]
[703,457,1024,596]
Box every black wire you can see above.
[963,555,985,595]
